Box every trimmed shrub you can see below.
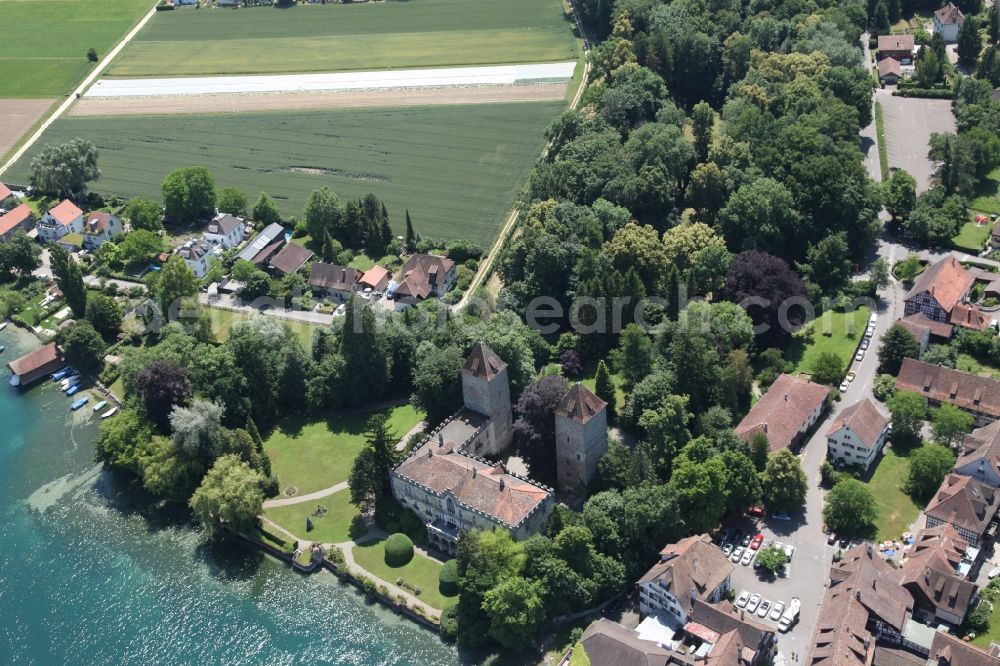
[439,559,459,597]
[384,533,414,567]
[440,604,458,641]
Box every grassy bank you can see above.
[785,307,870,376]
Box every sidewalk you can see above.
[263,481,347,509]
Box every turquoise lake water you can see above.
[0,326,459,665]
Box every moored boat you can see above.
[51,367,71,381]
[0,322,7,331]
[92,400,107,412]
[65,385,82,397]
[70,396,89,411]
[101,407,117,419]
[61,376,80,391]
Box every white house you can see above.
[934,2,965,43]
[203,212,245,249]
[638,535,733,626]
[36,199,84,243]
[176,239,216,279]
[825,398,890,472]
[80,212,123,249]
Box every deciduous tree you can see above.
[932,403,975,447]
[60,320,105,375]
[823,478,877,536]
[216,187,248,217]
[878,323,920,374]
[29,139,100,200]
[761,449,808,513]
[189,454,264,532]
[906,444,956,499]
[124,197,163,232]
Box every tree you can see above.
[721,449,762,514]
[958,16,982,70]
[887,390,928,446]
[869,258,891,291]
[593,360,616,424]
[303,187,340,242]
[514,375,569,485]
[410,342,464,426]
[481,576,546,649]
[189,455,264,532]
[614,323,653,389]
[761,450,808,513]
[455,529,527,647]
[661,222,726,275]
[118,229,163,266]
[340,297,390,405]
[156,255,198,315]
[690,101,714,162]
[750,431,769,472]
[404,209,416,252]
[0,231,41,276]
[755,545,789,575]
[591,439,656,491]
[29,139,100,200]
[170,398,226,462]
[252,192,280,225]
[906,444,956,499]
[798,232,852,295]
[883,170,917,222]
[94,408,152,471]
[823,478,878,536]
[873,374,896,401]
[240,270,271,301]
[718,178,799,255]
[135,359,192,432]
[932,403,975,447]
[668,457,728,533]
[161,166,216,224]
[878,323,920,374]
[87,47,98,62]
[216,187,248,217]
[639,394,692,476]
[49,245,86,317]
[812,351,846,386]
[86,293,122,338]
[59,321,105,375]
[916,49,944,88]
[124,197,163,232]
[722,251,807,347]
[348,414,398,511]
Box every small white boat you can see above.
[61,376,81,391]
[0,322,7,331]
[101,407,117,419]
[92,400,107,412]
[0,346,5,353]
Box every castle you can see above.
[390,342,608,553]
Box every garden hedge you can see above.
[439,559,459,596]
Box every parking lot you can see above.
[878,90,956,193]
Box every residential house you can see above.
[391,253,456,304]
[638,535,734,626]
[202,212,245,249]
[878,34,916,64]
[928,630,1000,665]
[80,211,123,249]
[359,264,390,293]
[924,474,1000,547]
[267,242,313,276]
[36,199,84,243]
[878,57,903,84]
[903,256,974,324]
[896,358,1000,427]
[308,263,359,302]
[956,420,1000,487]
[0,204,34,242]
[735,373,830,452]
[236,222,285,264]
[950,303,990,332]
[176,239,216,279]
[573,619,674,666]
[934,2,965,42]
[0,181,13,208]
[391,343,553,552]
[808,544,921,665]
[901,524,979,626]
[896,314,945,353]
[7,343,63,387]
[825,398,890,471]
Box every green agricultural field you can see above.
[0,0,152,97]
[109,0,578,78]
[6,102,561,245]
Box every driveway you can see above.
[877,90,956,192]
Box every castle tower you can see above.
[555,383,608,498]
[460,342,513,456]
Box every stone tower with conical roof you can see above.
[460,342,513,456]
[555,383,608,498]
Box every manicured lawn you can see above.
[951,219,993,254]
[110,0,578,78]
[972,596,1000,648]
[957,353,1000,380]
[785,307,870,377]
[867,447,923,542]
[971,167,1000,215]
[205,306,316,352]
[264,404,423,495]
[6,103,562,246]
[0,0,152,97]
[263,489,363,544]
[352,538,458,611]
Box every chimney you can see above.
[499,479,506,491]
[438,433,444,447]
[472,467,477,478]
[426,448,433,458]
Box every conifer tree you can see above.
[405,209,415,252]
[594,360,617,424]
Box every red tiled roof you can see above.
[896,358,1000,419]
[899,313,953,340]
[82,211,113,236]
[878,58,903,77]
[7,342,60,377]
[877,34,915,52]
[925,474,1000,537]
[904,256,974,315]
[555,383,606,425]
[359,264,389,290]
[826,399,889,449]
[47,199,82,227]
[0,204,32,237]
[950,303,990,331]
[394,253,454,300]
[736,374,829,451]
[934,2,965,26]
[0,181,11,201]
[638,535,734,616]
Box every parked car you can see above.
[750,534,764,550]
[736,590,750,607]
[741,549,755,566]
[865,324,876,337]
[731,547,745,563]
[784,544,795,560]
[839,378,850,392]
[855,348,865,362]
[989,567,1000,579]
[747,506,765,518]
[746,594,761,613]
[869,313,877,326]
[860,338,870,350]
[723,543,734,557]
[741,534,752,548]
[827,533,837,545]
[757,600,771,618]
[770,601,785,621]
[771,513,792,522]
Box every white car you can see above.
[866,325,876,338]
[723,543,734,557]
[757,599,771,618]
[869,313,877,326]
[989,567,1000,579]
[770,601,785,621]
[839,379,850,392]
[855,348,865,362]
[784,544,795,561]
[736,590,750,607]
[746,594,761,614]
[731,547,744,563]
[741,549,755,566]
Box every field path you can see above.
[0,1,158,178]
